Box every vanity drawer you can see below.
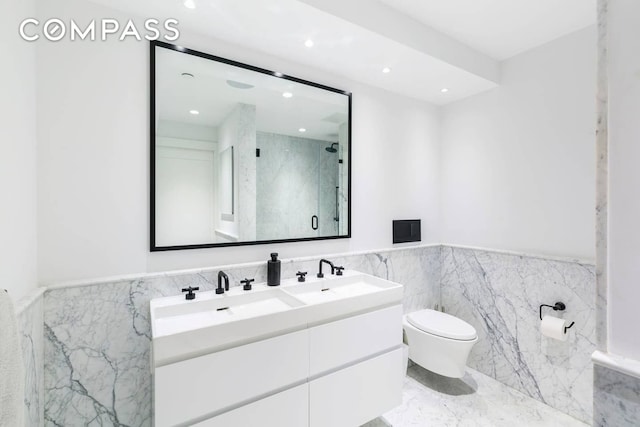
[193,383,309,427]
[309,348,403,427]
[309,304,402,376]
[154,329,309,427]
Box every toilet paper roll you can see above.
[541,315,569,341]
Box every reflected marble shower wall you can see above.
[217,103,256,241]
[440,246,596,423]
[256,132,339,240]
[16,293,44,427]
[42,246,441,426]
[318,140,340,236]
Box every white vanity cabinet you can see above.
[310,348,403,427]
[192,384,309,427]
[151,271,404,427]
[308,305,404,427]
[309,305,402,376]
[154,304,403,427]
[154,330,309,427]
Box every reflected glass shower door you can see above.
[317,143,340,237]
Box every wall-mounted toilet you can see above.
[403,309,478,378]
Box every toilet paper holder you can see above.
[539,301,575,332]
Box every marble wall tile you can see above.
[594,365,640,426]
[17,295,44,427]
[43,246,439,426]
[595,0,609,352]
[235,103,257,241]
[440,246,596,423]
[42,245,592,425]
[44,281,153,426]
[318,142,340,236]
[256,132,339,240]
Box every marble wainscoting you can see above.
[43,245,441,426]
[16,291,45,427]
[594,365,640,426]
[440,246,596,423]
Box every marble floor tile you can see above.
[373,365,587,427]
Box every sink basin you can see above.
[280,274,403,326]
[283,279,385,304]
[152,289,303,338]
[150,271,403,367]
[150,287,308,366]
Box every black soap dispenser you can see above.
[267,253,281,286]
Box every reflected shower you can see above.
[325,143,339,153]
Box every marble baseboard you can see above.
[17,293,44,427]
[594,365,640,426]
[42,246,440,426]
[440,246,596,423]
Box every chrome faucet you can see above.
[216,271,229,294]
[317,259,335,278]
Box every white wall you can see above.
[607,0,640,359]
[36,0,440,284]
[440,26,596,261]
[155,143,216,246]
[0,0,38,301]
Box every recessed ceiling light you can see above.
[184,0,196,9]
[441,88,449,93]
[282,92,293,98]
[298,128,306,133]
[382,67,391,74]
[189,110,199,115]
[304,39,314,48]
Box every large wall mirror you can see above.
[150,41,351,250]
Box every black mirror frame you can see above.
[149,41,352,252]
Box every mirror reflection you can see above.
[152,42,351,249]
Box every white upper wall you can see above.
[440,26,596,261]
[0,0,38,301]
[32,0,595,284]
[36,0,441,284]
[607,0,640,359]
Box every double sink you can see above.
[150,270,403,367]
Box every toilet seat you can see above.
[407,309,477,341]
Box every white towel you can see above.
[0,290,24,427]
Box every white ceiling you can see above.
[155,46,347,141]
[377,0,596,60]
[88,0,595,105]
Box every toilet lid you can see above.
[407,309,477,341]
